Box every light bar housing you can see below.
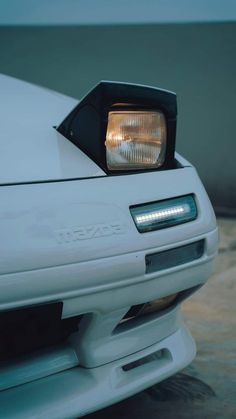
[130,195,197,233]
[57,82,177,174]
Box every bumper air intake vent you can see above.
[0,303,81,362]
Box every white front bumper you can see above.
[0,165,218,417]
[0,323,195,419]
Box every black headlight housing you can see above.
[57,81,177,174]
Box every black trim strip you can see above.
[0,160,182,187]
[146,240,205,273]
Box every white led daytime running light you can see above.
[135,204,190,224]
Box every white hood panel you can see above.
[0,75,105,185]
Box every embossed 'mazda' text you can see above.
[55,222,126,243]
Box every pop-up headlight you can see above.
[57,81,177,173]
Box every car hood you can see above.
[0,74,105,185]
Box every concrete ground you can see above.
[85,218,236,419]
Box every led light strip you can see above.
[135,204,190,224]
[130,195,197,233]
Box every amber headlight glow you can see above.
[105,111,166,170]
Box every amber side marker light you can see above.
[120,294,179,324]
[137,294,178,316]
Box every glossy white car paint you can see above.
[0,75,218,418]
[0,74,104,184]
[0,327,195,419]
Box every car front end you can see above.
[0,75,218,418]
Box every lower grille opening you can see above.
[122,348,171,372]
[0,303,82,363]
[0,343,79,392]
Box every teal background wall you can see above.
[0,23,235,213]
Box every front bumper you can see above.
[0,165,218,417]
[0,227,217,418]
[0,323,195,419]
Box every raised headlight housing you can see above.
[57,82,177,173]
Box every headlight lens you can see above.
[105,110,166,170]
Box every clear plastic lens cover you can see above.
[130,195,197,233]
[105,111,166,170]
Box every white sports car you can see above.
[0,74,218,418]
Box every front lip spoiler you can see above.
[0,325,195,419]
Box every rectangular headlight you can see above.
[130,195,197,233]
[105,111,166,170]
